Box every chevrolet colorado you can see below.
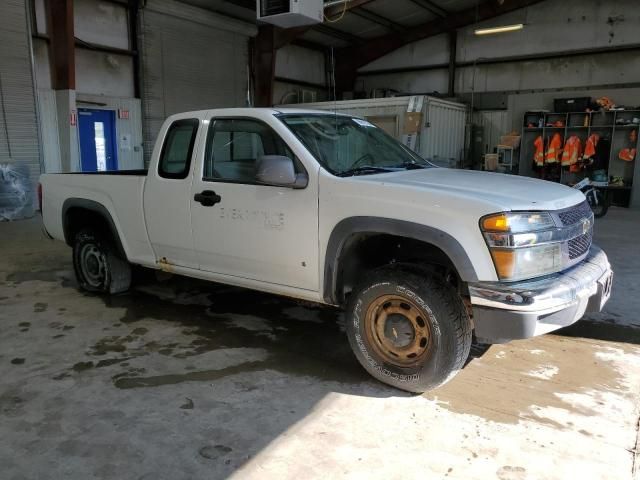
[40,108,613,392]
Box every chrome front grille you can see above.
[568,230,592,259]
[555,201,594,263]
[558,201,592,226]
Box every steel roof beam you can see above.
[407,0,448,18]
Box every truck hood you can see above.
[360,168,585,211]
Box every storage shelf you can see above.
[519,108,638,208]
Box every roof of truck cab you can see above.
[167,107,354,117]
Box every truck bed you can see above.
[40,171,156,267]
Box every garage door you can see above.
[140,0,256,165]
[0,0,40,219]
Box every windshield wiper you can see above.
[391,161,427,170]
[337,166,395,177]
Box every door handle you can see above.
[194,190,221,207]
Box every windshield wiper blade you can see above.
[337,166,395,177]
[392,161,427,170]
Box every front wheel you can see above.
[73,228,131,294]
[346,266,472,392]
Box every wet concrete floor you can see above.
[1,209,639,479]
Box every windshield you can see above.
[278,113,433,176]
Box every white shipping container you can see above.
[283,96,468,167]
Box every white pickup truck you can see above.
[40,108,613,392]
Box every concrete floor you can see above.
[1,208,639,480]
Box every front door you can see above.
[78,109,118,171]
[190,117,319,291]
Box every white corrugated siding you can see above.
[421,97,467,166]
[0,0,41,210]
[140,0,255,165]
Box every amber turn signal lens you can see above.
[482,214,509,232]
[490,249,515,279]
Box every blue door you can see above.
[78,109,118,171]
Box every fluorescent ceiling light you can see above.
[474,23,524,35]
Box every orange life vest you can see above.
[619,148,636,162]
[561,135,582,167]
[533,136,544,167]
[583,133,600,159]
[545,133,562,164]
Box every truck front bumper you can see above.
[468,245,612,344]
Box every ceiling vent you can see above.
[257,0,324,28]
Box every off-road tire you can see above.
[72,228,131,294]
[346,265,471,392]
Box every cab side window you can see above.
[158,119,199,179]
[203,118,301,183]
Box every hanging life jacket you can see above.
[583,133,600,160]
[561,135,582,167]
[619,148,636,162]
[545,133,562,164]
[533,136,544,167]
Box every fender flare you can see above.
[61,198,128,260]
[323,216,479,304]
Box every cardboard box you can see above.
[403,112,423,135]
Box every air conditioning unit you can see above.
[257,0,324,28]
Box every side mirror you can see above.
[256,155,308,189]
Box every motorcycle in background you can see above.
[573,177,608,218]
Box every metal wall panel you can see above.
[37,90,62,173]
[140,0,255,164]
[472,110,509,157]
[422,97,467,166]
[0,0,41,217]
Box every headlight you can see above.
[481,212,578,281]
[481,212,555,233]
[489,243,563,280]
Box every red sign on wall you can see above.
[70,110,77,126]
[118,109,130,120]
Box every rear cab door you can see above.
[189,109,320,291]
[143,112,206,270]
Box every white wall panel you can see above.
[34,0,47,34]
[457,0,639,63]
[37,90,62,173]
[74,0,129,50]
[276,45,325,86]
[356,0,640,97]
[140,0,254,164]
[75,49,135,98]
[359,34,449,73]
[32,37,51,90]
[456,50,640,94]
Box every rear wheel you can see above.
[585,188,608,218]
[73,229,131,294]
[346,266,471,392]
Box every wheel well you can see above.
[334,233,462,305]
[63,206,126,258]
